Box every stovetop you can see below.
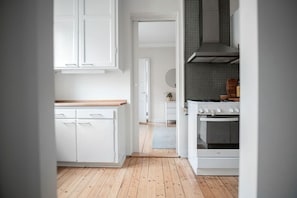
[189,99,237,102]
[188,100,240,115]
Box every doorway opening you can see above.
[133,20,178,157]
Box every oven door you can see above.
[198,115,239,149]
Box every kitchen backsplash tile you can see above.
[186,63,239,100]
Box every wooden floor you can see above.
[132,123,178,157]
[57,157,238,198]
[57,123,238,197]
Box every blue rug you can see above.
[152,127,176,149]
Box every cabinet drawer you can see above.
[198,149,239,157]
[166,102,176,108]
[77,109,114,119]
[167,108,176,114]
[167,114,176,120]
[55,109,76,119]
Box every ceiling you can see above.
[138,21,176,48]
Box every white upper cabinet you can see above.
[54,0,118,70]
[79,0,116,68]
[54,0,78,68]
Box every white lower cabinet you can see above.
[55,106,126,167]
[55,119,76,162]
[77,119,114,162]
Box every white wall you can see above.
[240,0,297,197]
[138,47,176,123]
[55,71,130,100]
[0,0,56,197]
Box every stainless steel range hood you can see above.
[187,0,239,64]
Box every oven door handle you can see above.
[199,117,239,122]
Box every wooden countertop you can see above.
[55,100,127,107]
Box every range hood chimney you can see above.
[187,0,239,64]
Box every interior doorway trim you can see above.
[131,13,180,154]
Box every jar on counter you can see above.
[236,81,240,97]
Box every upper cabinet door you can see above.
[79,0,116,68]
[54,0,78,68]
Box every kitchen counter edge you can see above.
[55,100,127,107]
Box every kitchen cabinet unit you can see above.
[54,104,126,167]
[54,0,118,70]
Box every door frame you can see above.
[131,13,181,154]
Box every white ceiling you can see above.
[138,21,176,48]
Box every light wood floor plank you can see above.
[161,158,176,198]
[108,159,130,198]
[136,158,150,198]
[66,168,95,198]
[154,158,166,197]
[174,158,205,198]
[219,176,239,198]
[167,158,187,197]
[126,158,143,197]
[116,157,137,197]
[83,168,111,197]
[204,176,233,198]
[197,176,215,198]
[77,168,105,197]
[96,168,118,197]
[58,168,87,198]
[147,158,157,197]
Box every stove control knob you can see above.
[229,108,234,113]
[235,108,240,113]
[204,108,209,113]
[211,110,215,116]
[216,108,222,113]
[198,108,204,113]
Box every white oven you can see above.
[187,100,240,175]
[198,115,239,149]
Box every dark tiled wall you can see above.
[185,0,239,101]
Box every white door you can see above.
[138,58,150,123]
[54,0,78,68]
[55,119,77,162]
[76,119,115,162]
[79,0,116,68]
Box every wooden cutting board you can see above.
[228,97,240,101]
[226,79,238,98]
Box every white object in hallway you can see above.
[165,101,176,126]
[138,58,150,123]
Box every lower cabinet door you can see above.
[55,119,77,162]
[77,119,115,163]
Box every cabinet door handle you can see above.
[65,64,77,66]
[78,122,92,126]
[63,122,75,125]
[56,113,65,117]
[81,64,94,66]
[89,113,103,117]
